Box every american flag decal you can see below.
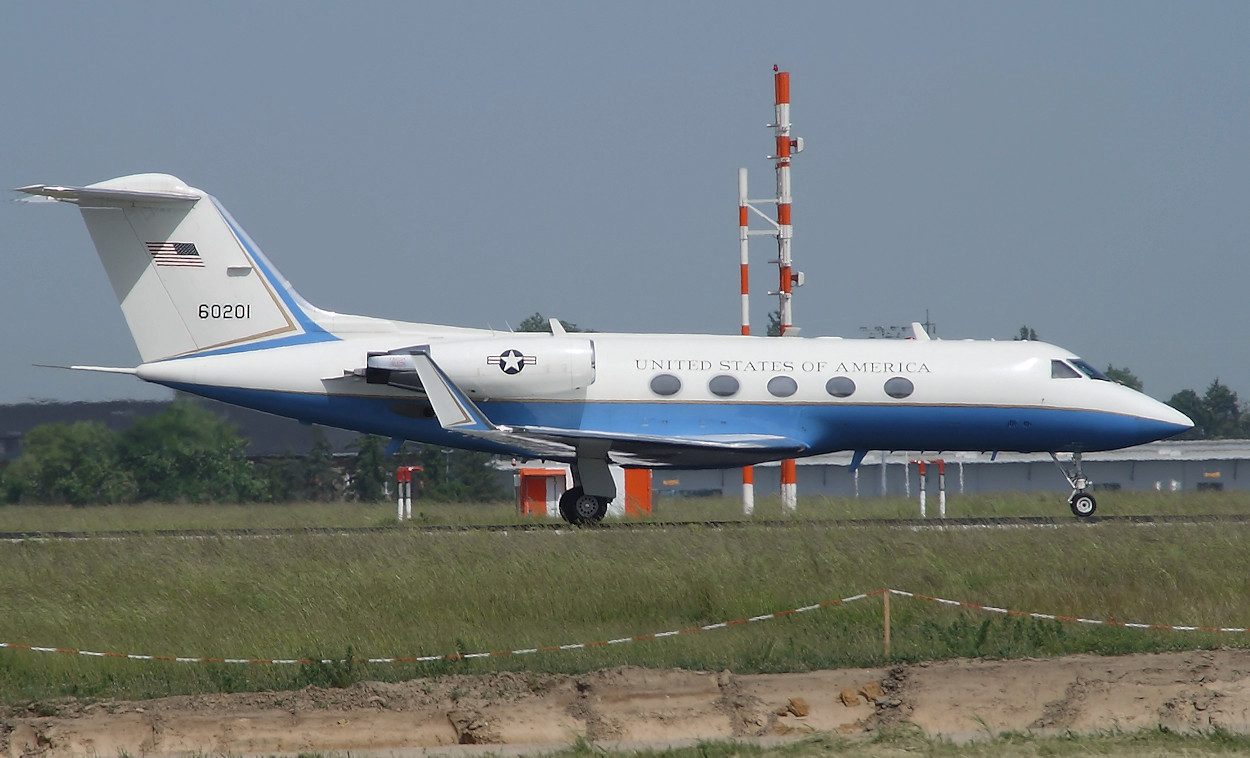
[146,241,204,267]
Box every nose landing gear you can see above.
[1050,452,1096,517]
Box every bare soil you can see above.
[6,649,1250,756]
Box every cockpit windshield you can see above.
[1069,359,1111,381]
[1051,360,1081,379]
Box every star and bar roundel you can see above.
[487,349,536,375]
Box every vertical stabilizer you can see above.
[19,174,331,362]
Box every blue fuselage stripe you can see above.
[159,383,1187,462]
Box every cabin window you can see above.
[767,376,798,398]
[1070,359,1111,381]
[1051,360,1081,379]
[826,376,856,398]
[884,376,914,399]
[708,375,740,397]
[650,374,682,396]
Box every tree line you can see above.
[1,402,504,506]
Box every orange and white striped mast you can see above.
[771,67,800,337]
[738,67,804,513]
[771,66,801,512]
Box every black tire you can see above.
[1069,492,1097,518]
[558,486,608,525]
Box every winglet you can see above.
[409,352,497,432]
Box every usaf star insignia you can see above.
[487,349,537,375]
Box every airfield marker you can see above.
[738,168,755,516]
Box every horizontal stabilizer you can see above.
[16,182,199,205]
[34,363,139,375]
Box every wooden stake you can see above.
[883,590,892,659]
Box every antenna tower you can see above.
[738,67,804,511]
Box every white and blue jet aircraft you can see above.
[18,174,1193,523]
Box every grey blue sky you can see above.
[2,2,1247,405]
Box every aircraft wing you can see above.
[408,351,806,466]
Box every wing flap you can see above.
[511,427,806,467]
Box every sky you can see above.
[2,2,1247,405]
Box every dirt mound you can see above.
[5,650,1250,755]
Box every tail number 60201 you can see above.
[198,303,251,319]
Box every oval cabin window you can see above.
[884,376,914,399]
[767,376,798,398]
[708,375,740,397]
[650,374,682,396]
[826,376,856,398]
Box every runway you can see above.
[3,511,1248,542]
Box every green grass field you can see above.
[3,492,1249,754]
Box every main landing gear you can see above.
[558,453,616,525]
[558,487,609,525]
[1050,452,1096,517]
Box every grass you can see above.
[0,501,400,531]
[2,492,1250,705]
[651,488,1250,521]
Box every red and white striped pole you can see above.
[396,467,409,521]
[738,169,751,338]
[914,460,947,519]
[773,68,799,512]
[773,69,795,337]
[738,168,755,516]
[916,460,927,518]
[396,466,418,520]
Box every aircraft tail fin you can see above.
[18,174,333,362]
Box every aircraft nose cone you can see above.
[1141,399,1194,440]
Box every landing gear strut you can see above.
[1050,452,1096,517]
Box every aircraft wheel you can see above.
[559,487,608,525]
[1069,491,1097,518]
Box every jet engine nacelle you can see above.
[367,337,596,399]
[429,337,595,398]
